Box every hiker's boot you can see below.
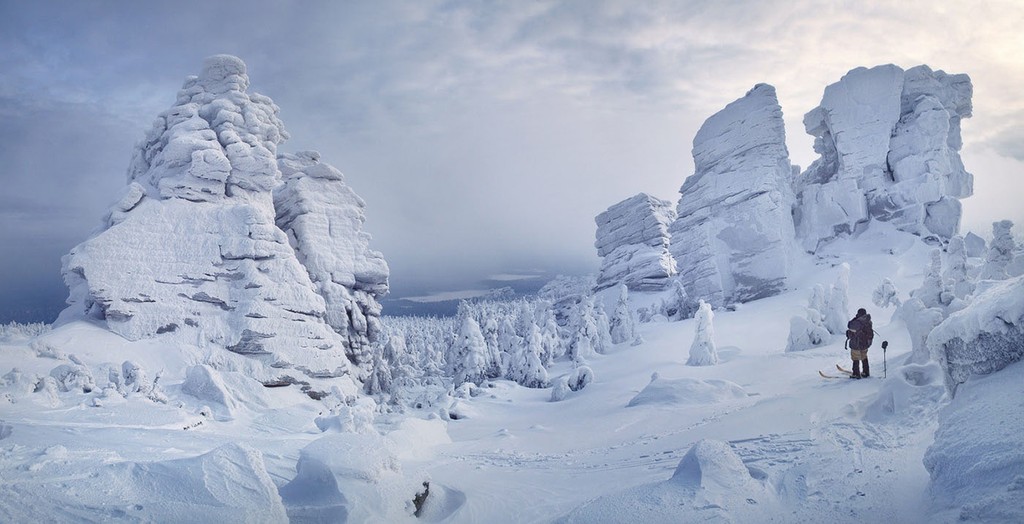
[851,361,861,379]
[862,359,870,378]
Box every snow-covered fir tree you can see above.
[944,235,974,300]
[450,315,489,387]
[824,263,851,335]
[980,220,1016,280]
[592,302,614,354]
[912,249,952,310]
[609,284,637,344]
[508,324,549,388]
[686,300,718,366]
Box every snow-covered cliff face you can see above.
[668,84,797,307]
[275,151,390,371]
[60,55,386,383]
[594,193,676,292]
[795,65,973,251]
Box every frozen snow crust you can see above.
[59,55,387,383]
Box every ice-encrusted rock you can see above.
[594,193,676,291]
[963,231,987,258]
[668,84,796,306]
[795,65,973,250]
[275,151,389,371]
[928,275,1024,394]
[58,55,368,385]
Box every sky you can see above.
[1,0,1022,323]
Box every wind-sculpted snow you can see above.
[594,193,676,291]
[924,359,1024,522]
[928,275,1024,395]
[796,65,973,250]
[59,56,385,388]
[669,84,796,306]
[275,151,390,371]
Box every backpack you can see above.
[846,315,873,350]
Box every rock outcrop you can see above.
[59,55,386,385]
[594,193,676,291]
[275,151,390,371]
[795,65,973,251]
[668,84,796,306]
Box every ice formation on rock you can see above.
[668,84,796,306]
[928,275,1024,394]
[594,193,676,291]
[275,151,390,370]
[963,231,987,258]
[59,55,384,386]
[795,65,973,250]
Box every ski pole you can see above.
[881,340,888,378]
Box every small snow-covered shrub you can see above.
[49,364,96,393]
[872,278,901,309]
[686,300,718,366]
[567,366,594,392]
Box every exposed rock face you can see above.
[796,65,973,251]
[59,55,384,383]
[275,151,390,371]
[594,193,676,291]
[668,84,796,306]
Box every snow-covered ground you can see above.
[6,224,1018,522]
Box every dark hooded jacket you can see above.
[847,312,873,351]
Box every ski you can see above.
[836,364,853,376]
[818,370,845,379]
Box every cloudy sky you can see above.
[2,0,1022,322]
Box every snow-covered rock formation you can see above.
[668,84,796,307]
[594,193,676,291]
[795,65,973,250]
[58,55,385,386]
[275,151,390,370]
[928,275,1024,395]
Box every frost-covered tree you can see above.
[450,315,488,387]
[364,346,393,397]
[897,297,944,365]
[509,324,549,388]
[541,318,562,365]
[944,236,974,300]
[980,220,1016,280]
[824,263,851,335]
[686,300,718,366]
[496,317,519,378]
[592,302,613,354]
[662,277,695,321]
[785,308,831,352]
[912,249,952,310]
[609,284,637,344]
[872,278,901,309]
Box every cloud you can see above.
[2,0,1024,321]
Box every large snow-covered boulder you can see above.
[668,84,796,306]
[795,64,973,250]
[928,275,1024,394]
[594,193,676,291]
[58,56,380,386]
[275,151,390,370]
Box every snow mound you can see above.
[627,374,746,407]
[0,443,287,523]
[928,275,1024,394]
[860,362,947,424]
[180,364,269,421]
[561,439,773,523]
[279,433,433,522]
[924,359,1024,522]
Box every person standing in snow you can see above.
[846,308,873,379]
